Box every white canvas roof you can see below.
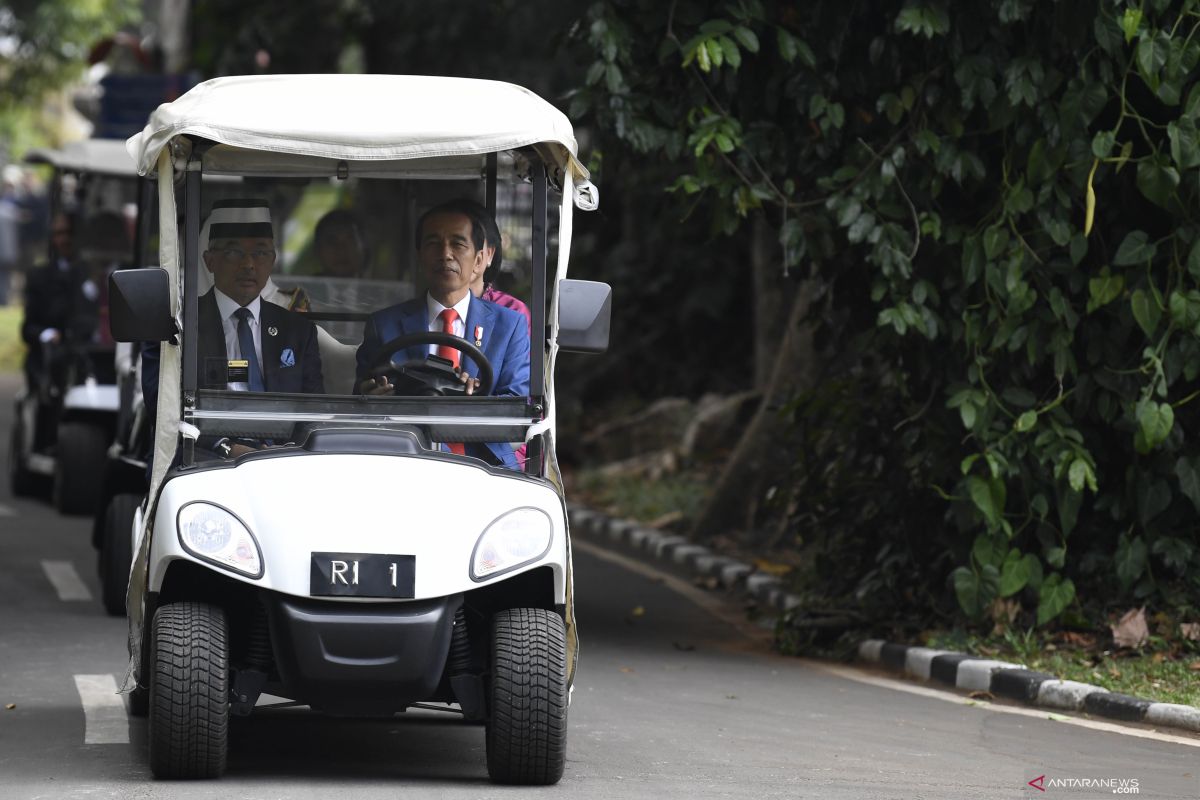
[126,74,590,184]
[25,138,138,177]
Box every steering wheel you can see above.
[364,331,495,397]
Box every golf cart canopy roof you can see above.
[25,138,139,177]
[126,74,595,205]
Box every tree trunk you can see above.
[690,277,818,545]
[752,215,790,390]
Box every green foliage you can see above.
[574,0,1200,627]
[0,0,140,110]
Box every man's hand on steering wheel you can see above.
[360,331,495,397]
[360,368,480,395]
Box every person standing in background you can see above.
[0,175,20,305]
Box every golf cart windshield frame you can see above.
[176,139,551,473]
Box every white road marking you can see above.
[0,503,16,517]
[809,661,1200,749]
[73,674,128,744]
[41,560,93,601]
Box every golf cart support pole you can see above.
[486,152,497,214]
[527,162,547,475]
[181,162,201,467]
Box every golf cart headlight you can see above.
[471,507,553,581]
[177,502,263,578]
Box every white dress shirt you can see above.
[425,292,471,356]
[214,289,263,391]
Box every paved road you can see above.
[0,371,1197,799]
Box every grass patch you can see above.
[572,467,710,528]
[0,305,23,373]
[927,628,1200,707]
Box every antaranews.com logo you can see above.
[1027,774,1140,794]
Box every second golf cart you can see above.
[10,138,144,515]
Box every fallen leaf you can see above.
[1181,622,1200,642]
[693,575,720,590]
[1189,661,1200,672]
[1108,667,1122,679]
[4,703,14,710]
[1152,651,1165,664]
[753,558,792,577]
[619,666,634,674]
[725,694,737,700]
[1111,607,1149,649]
[1061,631,1097,648]
[968,690,994,701]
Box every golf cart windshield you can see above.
[26,139,148,269]
[181,151,548,471]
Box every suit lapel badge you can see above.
[267,326,279,337]
[280,347,296,367]
[474,325,483,347]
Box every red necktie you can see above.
[436,308,461,368]
[437,308,465,455]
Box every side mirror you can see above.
[109,268,176,342]
[557,279,611,354]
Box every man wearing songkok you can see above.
[196,199,323,399]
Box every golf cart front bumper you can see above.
[264,592,461,716]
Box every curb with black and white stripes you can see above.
[858,640,1200,734]
[567,507,802,614]
[566,506,1200,737]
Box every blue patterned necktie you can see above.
[233,307,265,392]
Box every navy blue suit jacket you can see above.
[355,294,531,469]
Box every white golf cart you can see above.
[9,139,142,515]
[110,74,608,785]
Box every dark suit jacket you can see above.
[142,291,325,416]
[355,294,531,469]
[21,260,100,380]
[197,291,324,394]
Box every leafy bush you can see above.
[574,0,1200,624]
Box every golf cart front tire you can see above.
[53,421,107,515]
[149,602,229,779]
[486,607,568,785]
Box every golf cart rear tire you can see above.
[99,493,139,616]
[485,608,567,785]
[53,422,108,515]
[8,420,38,497]
[148,602,229,779]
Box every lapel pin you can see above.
[474,325,484,347]
[267,326,278,337]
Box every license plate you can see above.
[310,552,415,598]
